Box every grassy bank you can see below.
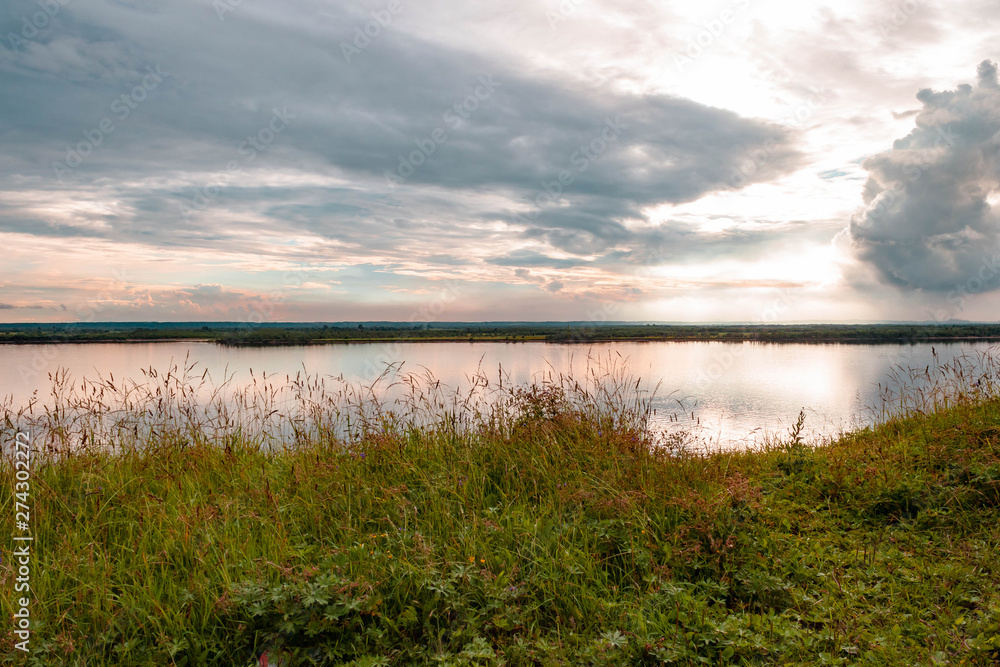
[2,359,1000,664]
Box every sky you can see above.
[1,0,999,324]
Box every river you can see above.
[2,340,996,448]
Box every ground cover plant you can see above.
[1,351,999,665]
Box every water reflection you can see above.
[2,340,997,448]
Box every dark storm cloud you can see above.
[0,0,800,259]
[849,61,1000,292]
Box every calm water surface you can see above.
[2,340,995,447]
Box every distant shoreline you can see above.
[4,323,1000,347]
[4,331,1000,346]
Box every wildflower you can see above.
[469,556,475,563]
[480,558,485,563]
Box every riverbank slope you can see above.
[1,380,999,665]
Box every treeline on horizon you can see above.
[3,322,1000,345]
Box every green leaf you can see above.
[399,606,418,626]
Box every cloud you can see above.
[0,0,798,253]
[487,250,590,269]
[848,60,1000,292]
[3,0,994,322]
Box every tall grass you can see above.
[0,352,999,665]
[876,346,1000,419]
[0,351,667,458]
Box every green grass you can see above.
[1,357,1000,665]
